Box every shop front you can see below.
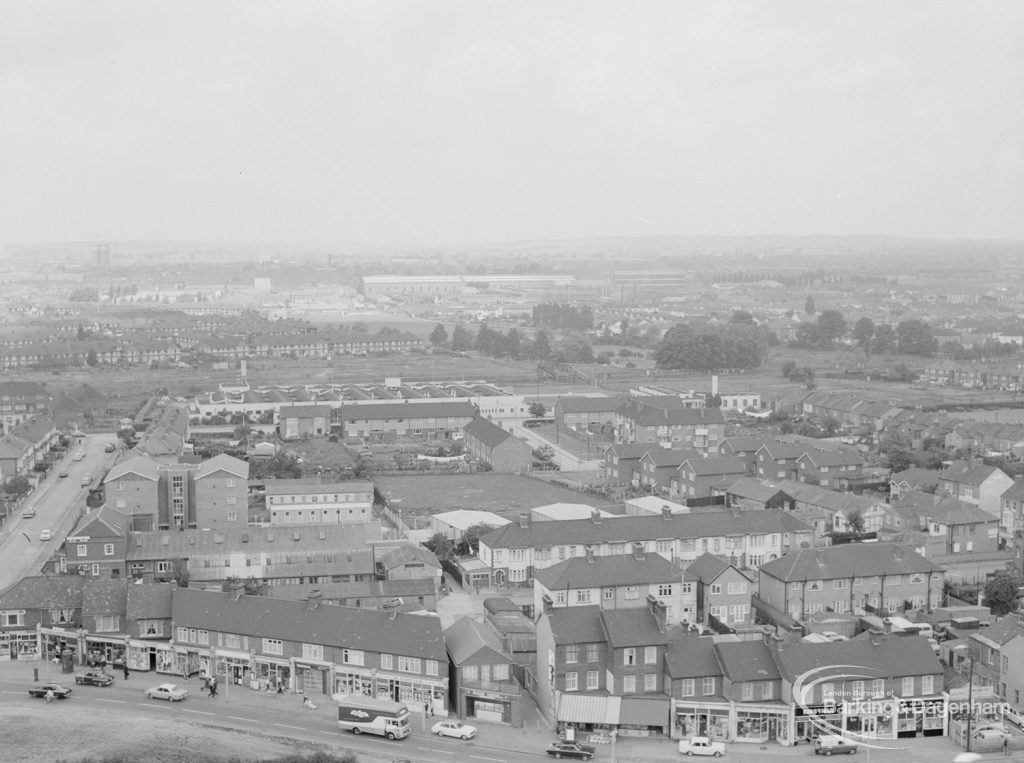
[85,635,126,668]
[556,693,620,736]
[734,702,791,745]
[0,630,40,661]
[125,640,173,673]
[842,698,896,740]
[794,703,844,742]
[672,701,730,741]
[618,696,670,737]
[333,666,446,713]
[210,647,249,685]
[40,627,83,666]
[253,656,292,693]
[461,686,521,726]
[296,660,331,696]
[896,697,947,738]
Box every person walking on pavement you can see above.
[45,688,55,704]
[1005,735,1011,756]
[122,664,130,681]
[209,680,218,699]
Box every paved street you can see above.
[0,433,118,592]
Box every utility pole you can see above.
[966,657,974,752]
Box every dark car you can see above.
[28,683,73,699]
[545,741,597,760]
[75,670,115,686]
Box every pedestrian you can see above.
[45,688,55,704]
[209,681,218,699]
[122,664,130,681]
[276,683,284,698]
[1005,735,1011,756]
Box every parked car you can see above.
[973,727,1011,742]
[39,529,51,541]
[1005,708,1024,730]
[59,468,69,478]
[75,670,114,687]
[545,741,597,760]
[81,473,92,487]
[814,734,858,755]
[21,507,36,519]
[73,450,85,461]
[104,442,116,453]
[678,736,725,756]
[28,683,72,699]
[431,719,477,739]
[145,683,188,701]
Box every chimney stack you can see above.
[230,581,244,601]
[306,589,322,611]
[585,547,595,563]
[633,541,645,561]
[591,510,602,525]
[662,506,672,520]
[518,513,529,529]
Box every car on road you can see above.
[73,450,85,461]
[21,506,36,519]
[973,727,1011,743]
[39,529,51,541]
[431,719,477,739]
[59,468,69,478]
[145,683,188,701]
[814,734,858,755]
[81,473,92,487]
[75,670,115,687]
[104,442,116,453]
[28,683,72,699]
[545,740,597,760]
[679,735,726,756]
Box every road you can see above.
[510,423,603,472]
[0,433,118,592]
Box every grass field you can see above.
[372,472,618,518]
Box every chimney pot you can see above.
[591,510,601,524]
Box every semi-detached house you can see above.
[478,509,813,586]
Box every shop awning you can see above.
[556,694,620,725]
[619,696,669,727]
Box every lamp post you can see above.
[609,729,618,763]
[965,657,974,752]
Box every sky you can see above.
[1,1,1022,246]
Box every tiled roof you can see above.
[620,400,726,427]
[607,442,656,460]
[83,579,129,617]
[891,468,941,489]
[379,544,441,570]
[759,543,942,583]
[776,635,942,682]
[263,479,373,496]
[799,449,864,467]
[71,505,129,538]
[725,478,793,503]
[0,575,87,609]
[680,455,747,476]
[171,588,446,660]
[195,454,248,480]
[600,609,670,647]
[683,553,746,584]
[464,417,516,449]
[720,437,771,454]
[278,404,331,418]
[556,396,625,413]
[445,616,506,665]
[665,635,724,679]
[106,455,161,482]
[481,509,811,551]
[714,640,781,682]
[339,400,476,421]
[939,460,1004,486]
[127,523,381,560]
[126,582,176,619]
[534,554,679,590]
[641,448,700,468]
[1003,481,1024,501]
[546,605,605,644]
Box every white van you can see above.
[814,734,858,755]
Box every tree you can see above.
[815,310,847,348]
[451,323,474,352]
[2,476,31,497]
[429,323,448,347]
[532,331,551,360]
[85,349,98,367]
[424,532,455,561]
[76,323,86,341]
[805,295,816,315]
[846,510,866,534]
[886,448,913,473]
[250,452,302,479]
[897,319,938,357]
[474,323,497,355]
[170,558,190,588]
[984,570,1022,615]
[458,523,496,556]
[528,402,547,418]
[852,317,875,357]
[872,324,897,355]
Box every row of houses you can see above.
[0,414,60,482]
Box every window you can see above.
[555,591,566,605]
[702,677,715,695]
[95,615,118,632]
[156,561,171,574]
[226,477,236,488]
[263,638,283,655]
[509,568,527,583]
[493,551,503,563]
[91,564,100,576]
[742,682,753,700]
[872,679,885,697]
[225,634,241,649]
[921,675,934,695]
[397,656,421,673]
[586,644,599,662]
[727,582,747,595]
[1,610,25,627]
[510,549,525,562]
[624,586,639,600]
[623,675,636,694]
[77,545,87,557]
[681,679,695,697]
[586,670,599,690]
[644,673,657,692]
[623,648,636,666]
[901,677,914,696]
[575,590,592,604]
[380,654,393,670]
[682,583,694,595]
[426,659,439,677]
[463,665,478,680]
[565,672,578,691]
[492,663,508,681]
[566,645,579,664]
[104,543,114,556]
[226,495,237,505]
[710,583,722,595]
[226,511,237,522]
[658,583,673,597]
[644,646,657,665]
[603,588,615,601]
[49,608,74,624]
[833,579,848,589]
[342,649,365,666]
[761,681,774,699]
[807,581,822,591]
[303,644,324,661]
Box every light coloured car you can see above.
[145,683,188,702]
[431,719,477,739]
[39,529,51,541]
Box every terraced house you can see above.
[170,587,449,711]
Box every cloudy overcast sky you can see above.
[2,1,1021,245]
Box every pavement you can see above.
[0,657,982,763]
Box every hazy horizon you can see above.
[3,1,1022,246]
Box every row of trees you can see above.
[654,315,775,371]
[532,303,594,332]
[430,323,596,364]
[791,312,939,357]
